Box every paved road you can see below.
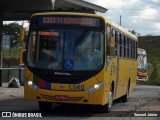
[0,84,159,119]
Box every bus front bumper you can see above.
[24,83,105,105]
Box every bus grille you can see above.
[40,94,84,102]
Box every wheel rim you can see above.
[108,89,113,108]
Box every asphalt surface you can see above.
[0,83,160,119]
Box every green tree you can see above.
[128,30,140,36]
[3,22,21,48]
[149,62,159,85]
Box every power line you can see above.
[113,9,122,26]
[108,4,160,11]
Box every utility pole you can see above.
[114,9,122,26]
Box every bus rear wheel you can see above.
[101,86,113,113]
[38,101,52,111]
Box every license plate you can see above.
[55,95,68,101]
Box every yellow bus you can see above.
[24,12,138,112]
[137,48,148,81]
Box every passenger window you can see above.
[116,31,120,57]
[107,26,111,56]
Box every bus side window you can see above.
[123,35,126,58]
[132,40,135,59]
[125,36,128,58]
[121,34,125,58]
[119,33,122,57]
[116,31,120,57]
[107,26,111,56]
[134,40,137,59]
[131,39,133,59]
[135,41,138,59]
[111,28,116,57]
[127,37,129,58]
[129,38,131,59]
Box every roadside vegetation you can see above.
[138,36,160,86]
[2,23,25,67]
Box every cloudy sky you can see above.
[85,0,160,36]
[4,0,160,36]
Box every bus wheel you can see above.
[101,86,113,113]
[38,101,52,111]
[121,83,130,102]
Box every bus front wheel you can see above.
[101,86,113,113]
[38,101,52,111]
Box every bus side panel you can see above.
[106,58,119,100]
[104,57,115,103]
[114,59,137,99]
[115,58,128,99]
[124,59,129,95]
[130,60,137,91]
[125,60,137,93]
[119,59,127,97]
[125,59,131,93]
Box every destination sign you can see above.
[43,17,96,25]
[33,16,103,27]
[39,31,59,36]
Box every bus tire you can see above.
[38,101,52,111]
[101,85,113,113]
[121,82,130,102]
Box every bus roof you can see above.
[105,17,138,41]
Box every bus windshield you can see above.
[28,29,104,71]
[137,54,147,70]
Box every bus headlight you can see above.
[28,81,39,90]
[28,81,33,86]
[85,82,104,94]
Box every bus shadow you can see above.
[40,104,102,117]
[39,103,133,117]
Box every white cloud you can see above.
[151,0,160,3]
[4,0,160,35]
[85,0,160,35]
[139,8,158,20]
[155,23,160,31]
